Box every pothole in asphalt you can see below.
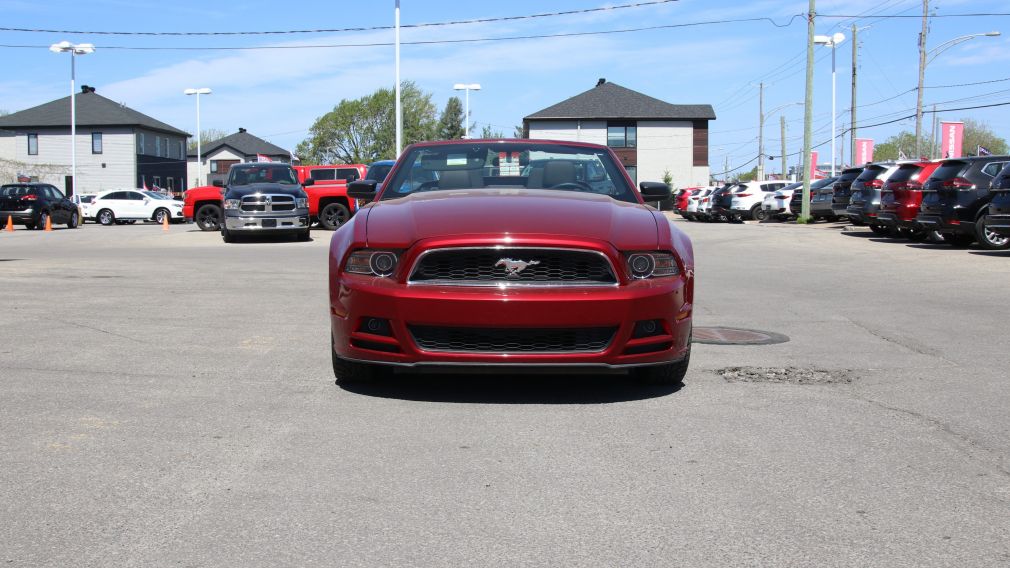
[694,327,789,345]
[719,367,853,385]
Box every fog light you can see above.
[359,317,392,336]
[632,319,664,338]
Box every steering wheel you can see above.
[550,181,593,192]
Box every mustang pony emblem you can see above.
[495,258,540,278]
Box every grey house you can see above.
[187,128,293,187]
[0,86,190,195]
[523,79,716,188]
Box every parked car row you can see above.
[672,155,1010,250]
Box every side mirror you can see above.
[347,179,378,199]
[302,178,315,187]
[212,180,224,187]
[639,181,671,201]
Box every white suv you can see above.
[87,188,184,226]
[730,180,788,221]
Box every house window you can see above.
[27,133,38,155]
[155,137,161,157]
[137,133,145,153]
[607,123,637,148]
[210,159,240,174]
[178,141,184,160]
[92,132,103,154]
[153,176,161,189]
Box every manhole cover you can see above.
[693,327,789,345]
[719,367,852,385]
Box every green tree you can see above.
[736,167,758,182]
[513,124,525,139]
[479,124,504,139]
[296,81,437,164]
[187,128,229,152]
[436,96,465,140]
[961,117,1008,156]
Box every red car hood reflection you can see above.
[363,189,660,249]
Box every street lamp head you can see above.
[73,43,95,55]
[453,83,481,91]
[814,33,845,46]
[49,41,72,53]
[984,31,1001,37]
[184,88,212,95]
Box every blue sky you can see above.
[1,0,1007,176]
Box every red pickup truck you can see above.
[183,163,368,231]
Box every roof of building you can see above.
[189,128,289,159]
[0,87,189,136]
[524,79,716,121]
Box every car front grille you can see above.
[240,194,296,213]
[408,247,617,286]
[408,325,617,353]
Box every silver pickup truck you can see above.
[217,163,312,243]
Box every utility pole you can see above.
[757,82,765,181]
[930,104,939,158]
[724,155,729,184]
[850,23,858,164]
[915,0,929,158]
[800,0,816,222]
[781,116,787,179]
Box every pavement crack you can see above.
[845,317,956,364]
[64,320,148,344]
[849,391,1010,479]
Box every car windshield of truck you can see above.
[229,166,298,186]
[380,142,636,203]
[929,161,968,181]
[366,164,394,183]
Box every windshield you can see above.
[811,177,837,189]
[380,142,636,203]
[366,163,394,183]
[228,165,299,186]
[144,191,172,200]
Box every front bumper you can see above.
[330,276,692,369]
[224,212,309,231]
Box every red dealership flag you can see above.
[256,154,272,163]
[809,151,819,179]
[855,138,874,164]
[941,121,964,159]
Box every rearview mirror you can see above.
[347,179,378,199]
[302,178,315,187]
[639,181,671,201]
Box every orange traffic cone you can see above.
[44,215,52,232]
[162,213,170,232]
[4,215,12,232]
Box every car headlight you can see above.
[626,252,679,279]
[223,199,241,210]
[296,198,308,209]
[345,249,399,277]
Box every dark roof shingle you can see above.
[524,81,715,121]
[191,130,289,159]
[0,90,189,136]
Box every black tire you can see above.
[332,335,384,384]
[849,218,864,226]
[153,208,170,224]
[221,226,236,243]
[633,343,691,385]
[751,205,768,222]
[98,209,115,226]
[195,204,221,231]
[975,216,1010,250]
[319,202,351,231]
[869,224,894,236]
[68,210,79,229]
[945,233,975,247]
[35,211,49,230]
[296,229,311,242]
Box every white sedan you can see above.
[85,189,185,225]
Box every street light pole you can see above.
[800,0,816,223]
[395,0,402,157]
[759,100,802,181]
[814,32,845,176]
[49,41,95,202]
[453,83,481,138]
[184,88,212,187]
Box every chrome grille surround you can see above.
[407,246,619,287]
[240,194,296,213]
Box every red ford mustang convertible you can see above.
[328,140,694,384]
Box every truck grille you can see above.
[408,247,617,286]
[240,194,296,213]
[409,325,617,353]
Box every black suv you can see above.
[983,161,1010,239]
[848,163,898,233]
[916,156,1010,248]
[0,183,80,230]
[218,163,312,243]
[789,176,838,220]
[829,167,865,221]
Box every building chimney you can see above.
[238,127,247,133]
[596,78,606,87]
[81,85,96,93]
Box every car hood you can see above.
[225,183,305,198]
[363,189,659,249]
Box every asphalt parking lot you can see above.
[2,219,1009,567]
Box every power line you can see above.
[0,0,682,36]
[819,12,1010,19]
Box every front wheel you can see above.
[332,335,386,384]
[751,205,768,222]
[153,208,170,224]
[221,226,236,243]
[319,203,350,231]
[296,229,311,242]
[976,216,1010,250]
[633,344,691,385]
[68,211,79,229]
[98,209,115,226]
[195,204,221,231]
